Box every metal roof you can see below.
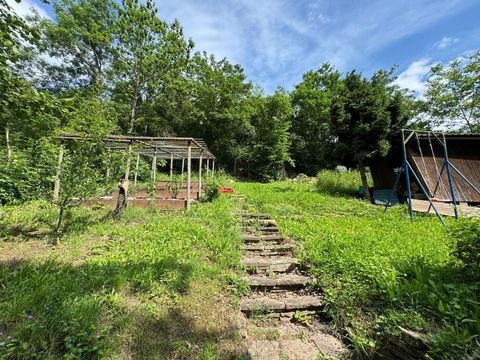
[58,133,215,160]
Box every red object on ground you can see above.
[219,187,235,193]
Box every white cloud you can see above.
[394,58,433,97]
[6,0,50,19]
[434,36,459,50]
[155,0,477,92]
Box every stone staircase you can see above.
[238,212,349,359]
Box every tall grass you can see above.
[0,197,242,359]
[316,170,364,196]
[232,179,480,359]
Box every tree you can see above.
[113,0,193,133]
[28,0,118,92]
[248,90,293,181]
[424,51,480,132]
[331,70,411,201]
[181,52,253,169]
[291,63,341,175]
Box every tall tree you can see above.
[113,0,193,133]
[31,0,118,92]
[291,63,341,175]
[248,90,293,181]
[424,51,480,132]
[331,70,410,201]
[182,52,253,168]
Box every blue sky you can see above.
[9,0,480,95]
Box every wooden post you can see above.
[187,141,192,210]
[206,158,210,177]
[53,141,65,202]
[124,142,132,181]
[198,155,203,198]
[212,159,215,178]
[134,153,140,185]
[5,125,11,164]
[152,148,157,183]
[106,148,111,179]
[170,153,174,181]
[181,158,185,187]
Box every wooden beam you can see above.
[187,141,192,210]
[53,141,65,202]
[206,158,210,178]
[134,153,140,185]
[124,142,132,181]
[181,158,185,187]
[106,148,111,179]
[170,153,174,181]
[152,147,157,183]
[198,155,203,198]
[212,159,215,178]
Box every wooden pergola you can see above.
[54,134,216,209]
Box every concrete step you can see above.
[246,274,313,290]
[243,234,284,243]
[240,226,280,233]
[242,256,299,273]
[241,243,294,254]
[240,295,323,315]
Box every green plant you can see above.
[316,169,364,196]
[450,219,480,279]
[200,180,221,203]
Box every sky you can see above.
[8,0,480,95]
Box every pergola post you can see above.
[53,141,65,202]
[124,141,133,181]
[181,158,185,187]
[170,153,174,181]
[152,147,157,183]
[187,141,192,210]
[198,155,203,198]
[206,158,210,178]
[134,153,140,185]
[106,148,111,179]
[212,159,215,178]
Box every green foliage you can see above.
[0,196,241,359]
[247,90,293,181]
[423,51,480,133]
[450,219,480,280]
[232,179,479,358]
[200,180,221,203]
[316,170,363,196]
[290,63,341,175]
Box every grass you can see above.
[232,175,480,359]
[0,197,244,359]
[2,171,479,359]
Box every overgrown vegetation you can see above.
[0,197,244,359]
[316,169,364,196]
[233,177,480,359]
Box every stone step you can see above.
[243,218,277,226]
[240,295,323,314]
[241,243,294,254]
[246,274,313,290]
[241,213,270,219]
[240,226,280,233]
[243,234,284,243]
[242,256,299,273]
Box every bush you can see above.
[316,170,363,195]
[200,180,221,202]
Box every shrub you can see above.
[200,180,221,203]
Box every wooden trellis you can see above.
[54,133,216,210]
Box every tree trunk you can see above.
[129,79,140,133]
[358,161,372,203]
[5,125,11,164]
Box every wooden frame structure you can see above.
[54,133,216,210]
